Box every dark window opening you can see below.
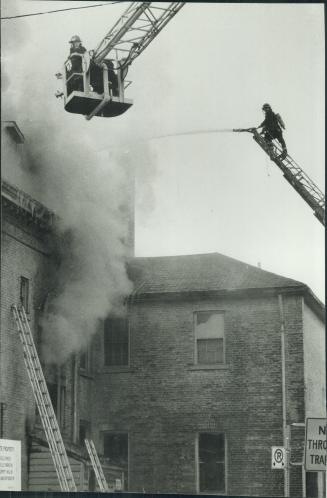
[199,433,226,494]
[104,317,129,366]
[103,432,128,490]
[306,472,318,498]
[47,382,66,428]
[103,433,128,466]
[20,277,30,312]
[79,419,91,445]
[80,345,92,373]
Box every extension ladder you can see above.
[11,305,77,492]
[85,439,109,492]
[234,128,325,226]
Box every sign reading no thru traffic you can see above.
[305,418,327,471]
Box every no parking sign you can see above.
[271,446,286,469]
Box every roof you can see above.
[128,252,306,295]
[128,253,325,319]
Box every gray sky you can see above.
[2,1,325,300]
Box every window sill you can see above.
[198,491,226,495]
[188,364,230,371]
[79,369,94,379]
[99,366,133,374]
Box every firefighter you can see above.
[257,103,287,159]
[69,35,86,58]
[68,35,86,91]
[104,59,119,97]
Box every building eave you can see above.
[1,179,55,231]
[2,120,25,144]
[130,285,325,321]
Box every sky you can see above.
[1,1,325,302]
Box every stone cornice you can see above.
[2,179,55,231]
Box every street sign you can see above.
[271,446,286,469]
[305,418,327,471]
[0,439,21,491]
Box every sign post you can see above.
[305,418,327,471]
[0,439,21,491]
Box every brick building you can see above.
[91,253,325,497]
[1,121,326,496]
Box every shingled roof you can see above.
[128,252,306,295]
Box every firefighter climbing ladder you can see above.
[234,129,325,226]
[85,439,110,492]
[11,305,77,492]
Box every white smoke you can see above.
[1,1,157,364]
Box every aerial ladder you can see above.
[58,2,184,120]
[233,128,325,226]
[11,305,77,492]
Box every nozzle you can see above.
[233,128,256,133]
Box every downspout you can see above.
[278,294,290,497]
[72,354,78,444]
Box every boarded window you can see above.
[195,311,224,364]
[20,277,30,312]
[198,433,226,493]
[104,317,129,366]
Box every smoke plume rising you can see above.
[2,1,157,364]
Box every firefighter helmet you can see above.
[262,103,271,111]
[70,35,82,44]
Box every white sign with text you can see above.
[0,439,21,491]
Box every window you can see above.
[79,419,91,444]
[104,317,129,366]
[306,472,318,498]
[20,277,30,312]
[47,382,66,428]
[195,311,224,364]
[103,433,128,489]
[80,345,92,374]
[198,433,226,494]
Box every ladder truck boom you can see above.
[93,2,185,66]
[234,128,325,226]
[59,2,184,120]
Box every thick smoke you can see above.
[2,1,157,364]
[25,124,134,363]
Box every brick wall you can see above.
[91,292,302,495]
[0,212,55,488]
[303,302,326,418]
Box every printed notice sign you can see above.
[305,418,327,471]
[0,439,21,491]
